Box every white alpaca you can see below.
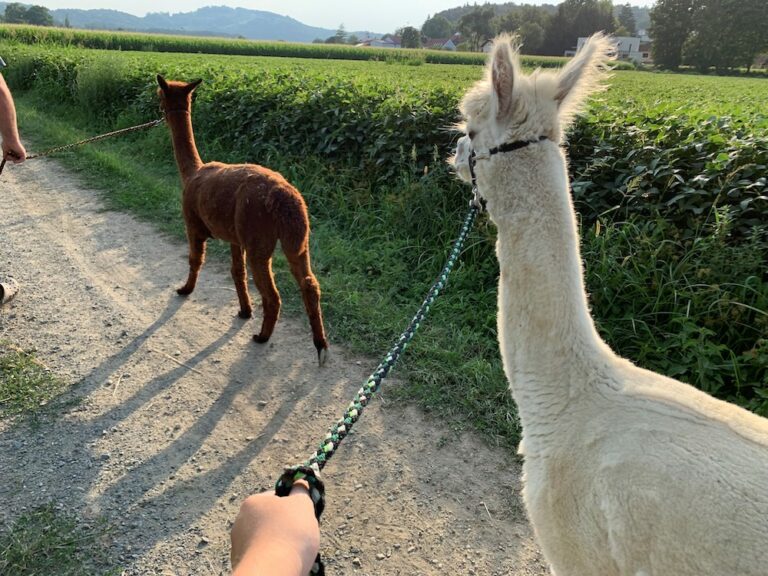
[453,34,768,576]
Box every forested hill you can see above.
[433,3,650,31]
[436,2,558,21]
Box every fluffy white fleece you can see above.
[453,33,768,576]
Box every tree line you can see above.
[418,0,766,72]
[650,0,767,72]
[421,1,635,55]
[1,3,58,27]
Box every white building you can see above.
[572,36,652,65]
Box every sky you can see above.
[32,0,658,33]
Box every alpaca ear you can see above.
[156,74,170,92]
[555,33,613,115]
[490,36,517,120]
[186,78,203,94]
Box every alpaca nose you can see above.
[452,136,473,183]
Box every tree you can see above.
[347,34,359,46]
[4,3,28,23]
[519,21,546,54]
[649,0,695,69]
[26,5,54,26]
[682,0,768,72]
[398,26,422,49]
[726,0,768,71]
[542,0,615,56]
[64,15,71,28]
[496,6,550,54]
[422,14,453,39]
[618,4,636,35]
[325,24,347,44]
[495,9,522,34]
[458,6,495,51]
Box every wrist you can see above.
[233,540,306,576]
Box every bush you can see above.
[584,215,768,412]
[76,55,143,121]
[570,111,768,242]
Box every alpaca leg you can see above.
[286,250,329,366]
[230,244,253,319]
[248,256,281,344]
[177,234,206,296]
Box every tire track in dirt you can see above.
[0,158,547,575]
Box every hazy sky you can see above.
[34,1,657,33]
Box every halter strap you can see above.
[488,135,548,156]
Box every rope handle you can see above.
[275,465,326,576]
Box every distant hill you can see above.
[0,4,379,43]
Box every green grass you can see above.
[0,504,118,576]
[0,342,68,420]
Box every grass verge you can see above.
[0,504,118,576]
[0,341,68,421]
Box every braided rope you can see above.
[1,119,165,176]
[25,118,165,160]
[305,202,480,471]
[276,200,481,575]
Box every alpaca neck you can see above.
[483,142,613,425]
[165,110,203,184]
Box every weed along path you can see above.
[0,158,547,576]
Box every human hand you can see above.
[231,481,320,576]
[2,138,26,163]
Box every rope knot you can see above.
[275,464,325,519]
[274,465,326,575]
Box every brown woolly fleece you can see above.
[157,75,328,365]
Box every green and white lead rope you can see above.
[275,198,482,576]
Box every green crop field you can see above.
[0,23,574,67]
[2,40,767,446]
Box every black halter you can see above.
[468,135,548,209]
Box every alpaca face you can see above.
[452,34,613,183]
[156,74,203,114]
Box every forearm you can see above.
[0,75,20,143]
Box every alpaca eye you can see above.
[468,131,477,140]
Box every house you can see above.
[571,36,652,65]
[370,34,401,48]
[424,37,458,51]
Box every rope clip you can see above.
[471,186,486,211]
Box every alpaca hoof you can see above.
[317,347,329,367]
[177,286,193,296]
[238,309,253,319]
[254,334,270,344]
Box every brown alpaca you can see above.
[157,75,328,365]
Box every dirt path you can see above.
[0,158,547,575]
